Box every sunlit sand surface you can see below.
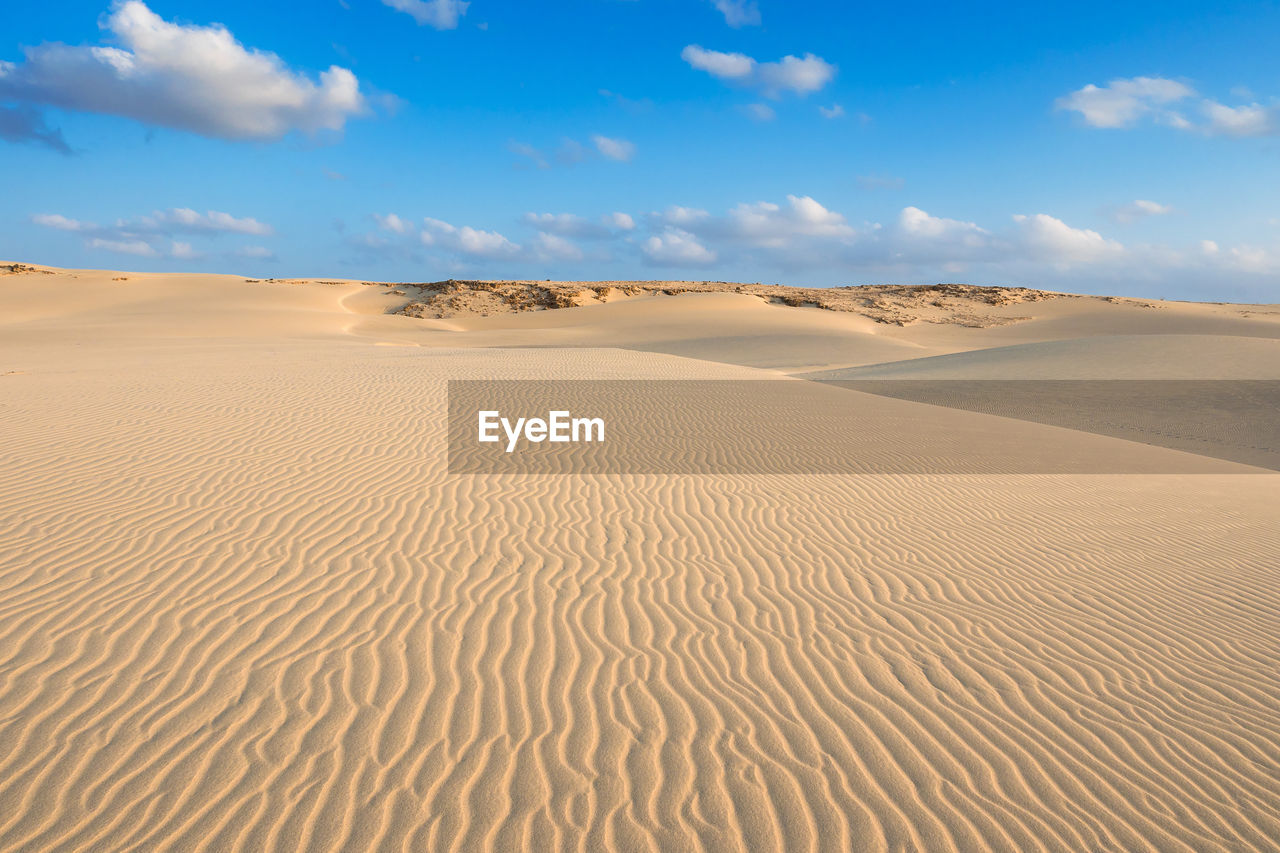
[2,265,1278,851]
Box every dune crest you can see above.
[384,279,1064,325]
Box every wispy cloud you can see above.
[139,208,273,236]
[1057,76,1279,137]
[32,206,275,258]
[598,89,654,113]
[856,174,905,191]
[170,241,202,260]
[364,213,568,265]
[591,134,636,161]
[629,194,1280,289]
[1109,199,1175,224]
[32,213,91,232]
[742,103,776,122]
[508,135,637,168]
[381,0,469,29]
[605,212,636,231]
[507,141,550,170]
[0,103,72,153]
[1055,76,1193,128]
[710,0,761,28]
[1201,100,1276,137]
[523,213,613,240]
[349,195,1280,294]
[359,207,645,268]
[682,46,836,98]
[681,46,754,80]
[531,232,584,262]
[88,238,158,257]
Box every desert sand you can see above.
[1,263,1278,851]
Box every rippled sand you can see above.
[1,266,1278,851]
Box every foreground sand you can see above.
[1,266,1278,851]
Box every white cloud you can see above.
[140,208,272,236]
[33,205,274,259]
[235,245,275,260]
[1188,239,1277,275]
[605,212,635,230]
[381,0,469,29]
[646,197,1142,276]
[421,217,521,259]
[890,207,993,264]
[711,0,761,27]
[681,45,755,80]
[819,104,845,119]
[532,232,584,262]
[1202,100,1275,137]
[0,1,365,141]
[661,205,710,226]
[757,54,837,97]
[375,213,413,234]
[1219,244,1279,274]
[347,199,1279,298]
[1055,76,1194,128]
[57,207,274,238]
[681,45,836,98]
[591,134,636,161]
[32,213,90,231]
[458,227,516,257]
[362,211,603,267]
[649,195,856,269]
[89,237,158,257]
[524,212,611,240]
[743,103,775,122]
[643,229,717,266]
[509,136,634,168]
[170,240,201,259]
[1012,213,1124,263]
[1111,199,1174,223]
[724,195,856,246]
[1057,76,1280,138]
[359,211,625,267]
[899,206,987,242]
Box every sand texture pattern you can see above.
[1,266,1278,852]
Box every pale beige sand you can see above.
[1,265,1279,852]
[803,335,1280,379]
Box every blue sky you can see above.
[2,0,1279,299]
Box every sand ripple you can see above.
[1,347,1278,852]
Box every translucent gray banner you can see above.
[447,380,1279,474]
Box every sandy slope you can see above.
[803,335,1280,379]
[1,266,1279,852]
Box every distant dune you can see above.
[383,278,1064,327]
[2,263,1278,852]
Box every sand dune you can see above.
[1,266,1278,851]
[804,334,1280,379]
